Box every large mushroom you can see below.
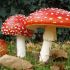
[1,14,32,58]
[26,8,70,62]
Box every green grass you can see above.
[26,52,50,70]
[0,42,70,70]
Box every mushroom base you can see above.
[39,26,57,62]
[16,36,26,58]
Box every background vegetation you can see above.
[0,0,70,42]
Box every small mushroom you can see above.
[26,8,70,62]
[1,14,33,58]
[0,39,7,56]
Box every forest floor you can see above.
[0,41,70,70]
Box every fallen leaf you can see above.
[0,55,33,70]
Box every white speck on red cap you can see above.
[60,21,63,23]
[51,13,54,15]
[65,18,69,20]
[49,18,53,20]
[57,16,62,19]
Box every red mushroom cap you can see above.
[1,14,33,37]
[26,8,70,28]
[0,39,7,56]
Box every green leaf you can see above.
[68,5,70,10]
[10,7,16,15]
[0,8,7,18]
[29,5,37,11]
[59,0,64,2]
[19,0,31,4]
[19,0,25,4]
[57,28,63,34]
[0,19,2,28]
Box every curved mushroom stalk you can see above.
[39,26,57,62]
[17,36,26,58]
[39,41,52,62]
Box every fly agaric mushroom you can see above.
[0,39,7,56]
[1,14,32,58]
[26,8,70,62]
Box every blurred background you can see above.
[0,0,70,43]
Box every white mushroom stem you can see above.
[39,26,57,62]
[16,36,26,58]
